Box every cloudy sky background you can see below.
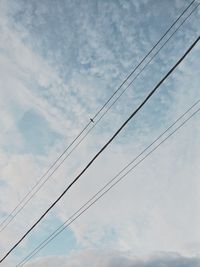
[0,0,200,266]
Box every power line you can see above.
[0,0,198,233]
[0,121,91,230]
[91,0,196,121]
[1,35,199,264]
[16,99,200,267]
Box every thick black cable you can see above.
[91,0,196,120]
[16,99,200,267]
[0,0,196,233]
[18,108,200,267]
[3,0,200,233]
[1,35,199,264]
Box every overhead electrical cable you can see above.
[0,35,199,264]
[0,121,91,230]
[0,0,198,233]
[89,0,196,121]
[16,98,200,267]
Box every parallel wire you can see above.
[0,121,91,230]
[1,35,199,263]
[0,0,198,233]
[91,0,196,120]
[17,99,200,267]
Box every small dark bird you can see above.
[90,118,94,123]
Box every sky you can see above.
[0,0,200,266]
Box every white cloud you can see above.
[15,250,200,267]
[0,0,199,264]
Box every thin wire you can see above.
[91,0,196,120]
[0,0,196,231]
[0,0,198,233]
[0,121,91,229]
[1,0,198,234]
[17,101,200,267]
[1,35,199,264]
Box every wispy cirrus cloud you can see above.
[0,0,200,265]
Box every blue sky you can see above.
[0,0,200,266]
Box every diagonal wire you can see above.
[91,0,196,120]
[0,121,91,230]
[0,0,198,234]
[16,99,200,267]
[0,35,199,263]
